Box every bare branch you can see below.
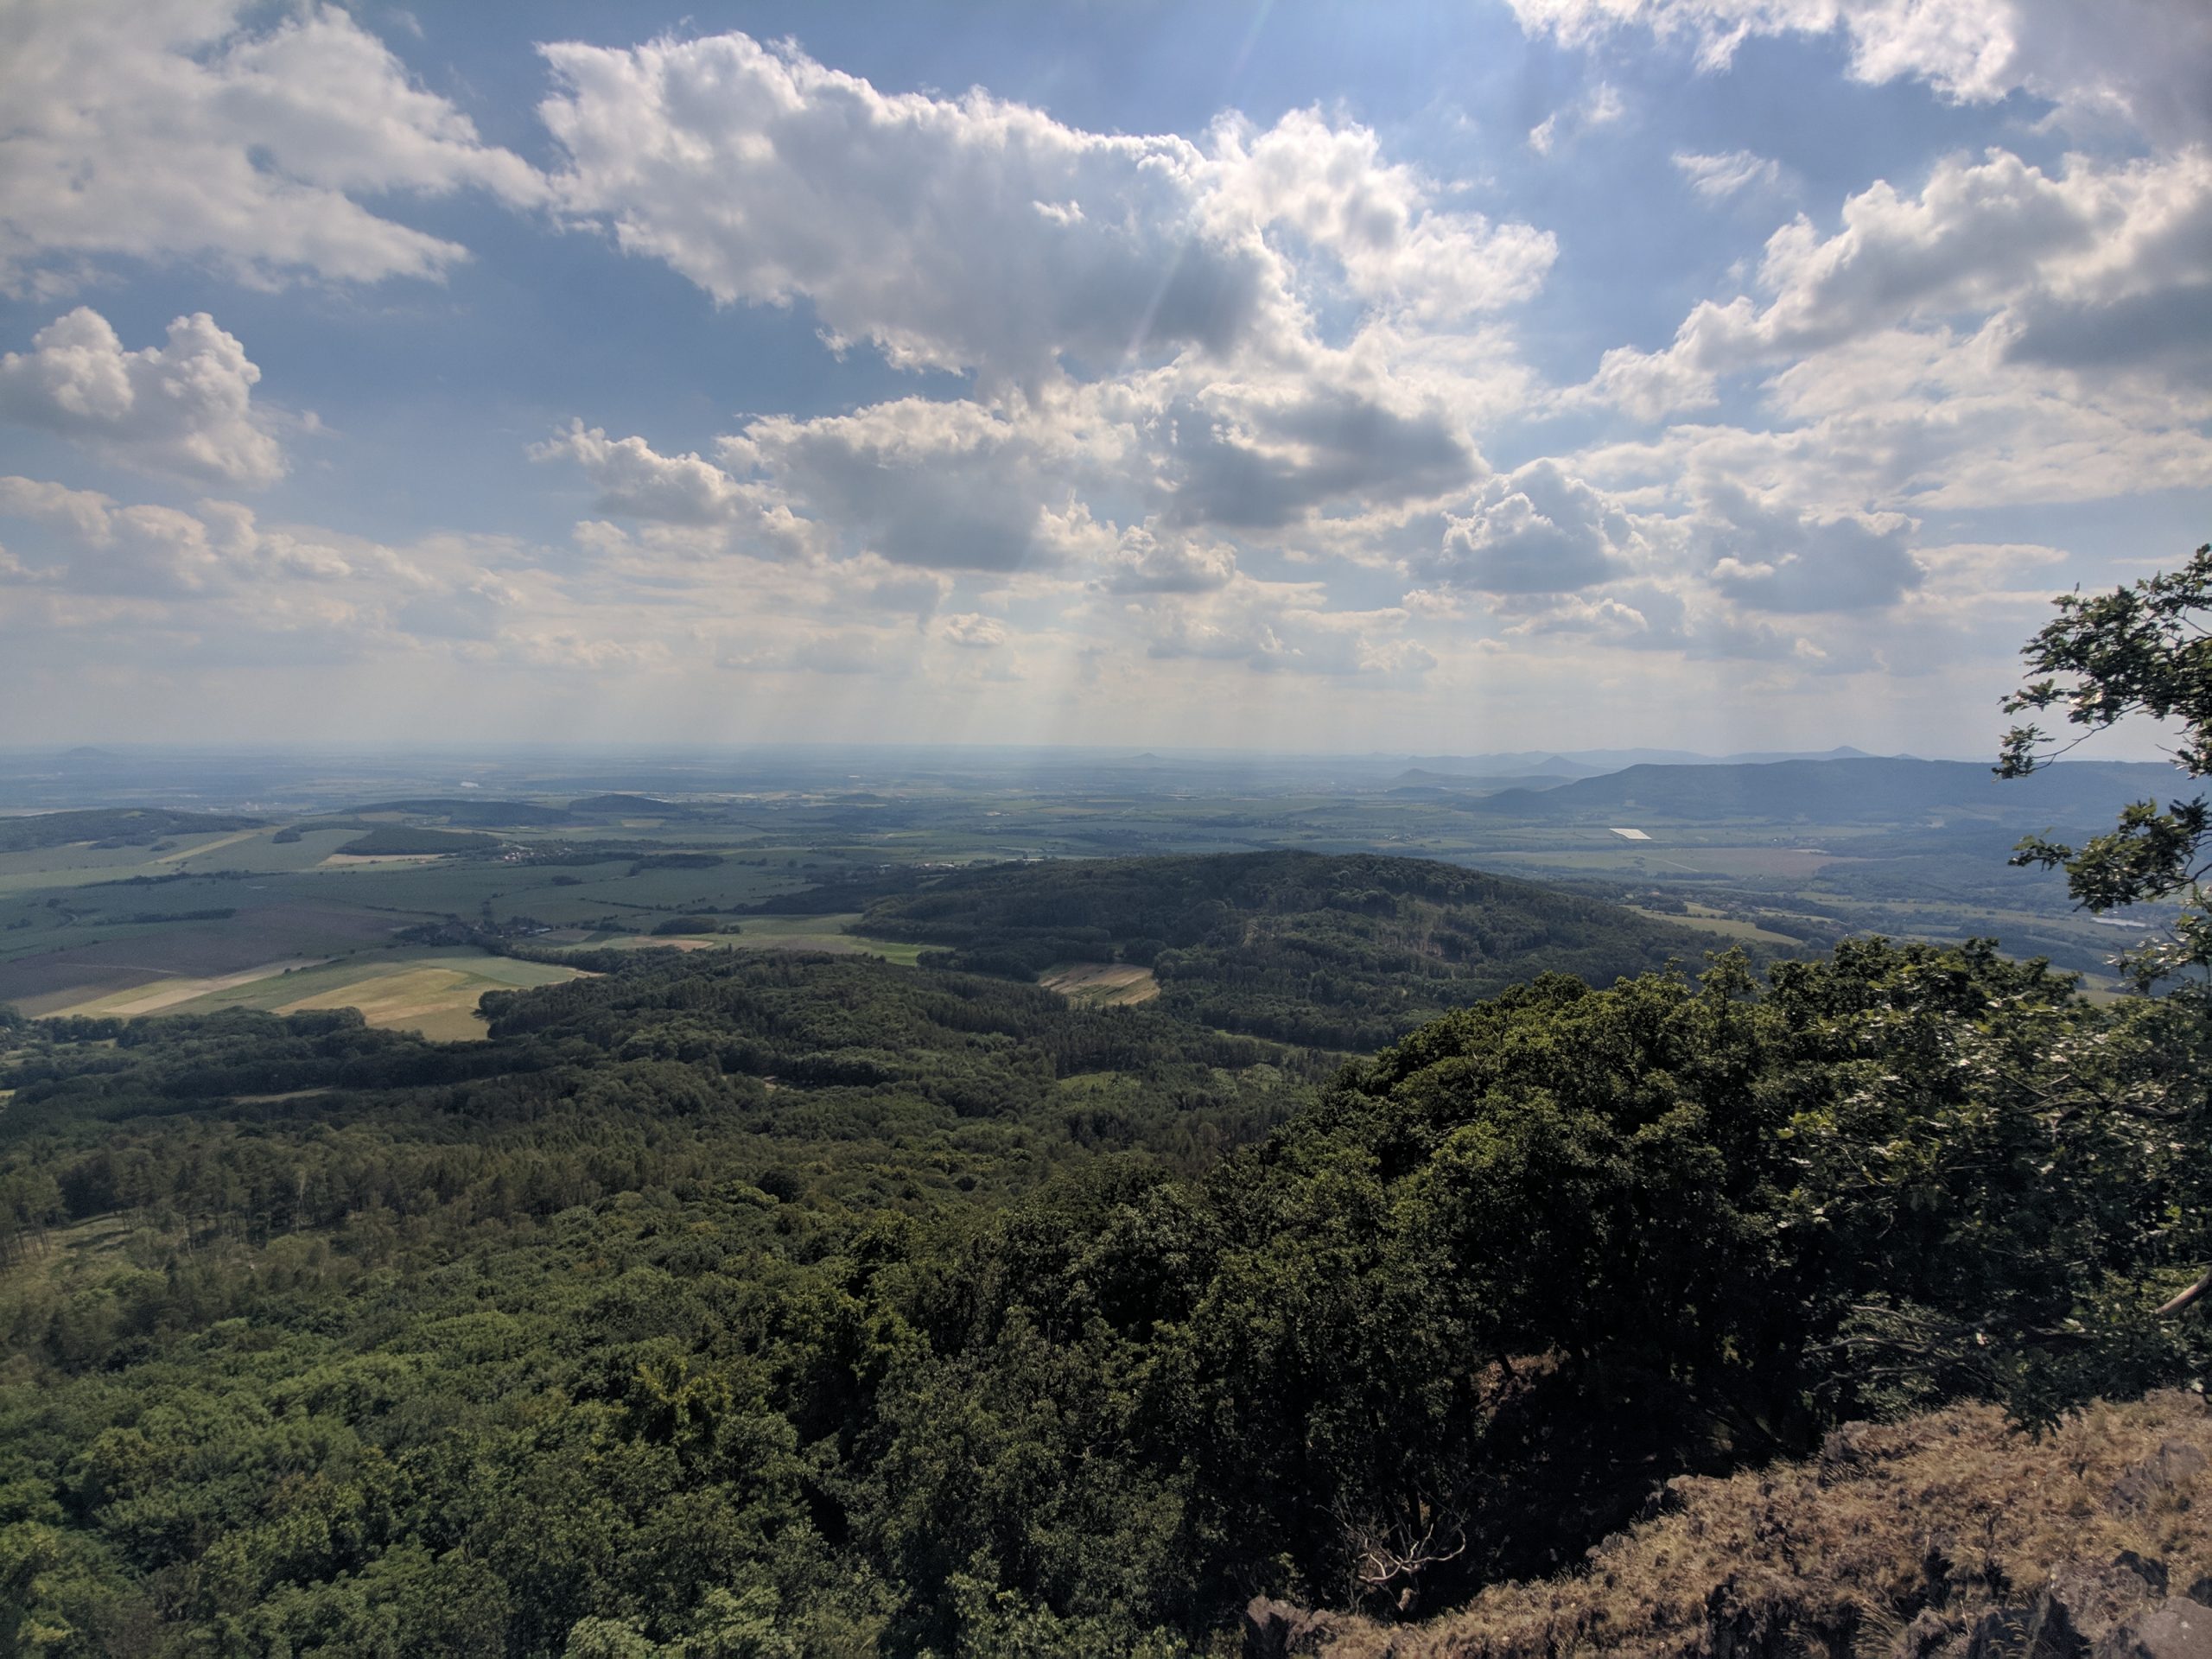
[2158,1264,2212,1319]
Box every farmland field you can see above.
[1040,961,1160,1004]
[0,748,2175,1019]
[718,912,925,963]
[1627,906,1803,945]
[162,951,589,1040]
[0,899,414,1012]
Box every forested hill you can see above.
[1466,755,2184,825]
[855,849,1732,1049]
[0,808,264,854]
[2,935,2206,1655]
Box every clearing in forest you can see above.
[1040,962,1160,1005]
[266,954,588,1041]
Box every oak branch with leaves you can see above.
[1999,542,2212,994]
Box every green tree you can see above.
[2001,538,2212,1316]
[1999,540,2212,992]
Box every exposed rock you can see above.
[1958,1605,2033,1659]
[1637,1476,1696,1522]
[2096,1597,2212,1659]
[2113,1443,2209,1517]
[1892,1606,1967,1657]
[1245,1596,1345,1657]
[2037,1558,2162,1649]
[2120,1554,2174,1597]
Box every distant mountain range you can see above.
[1463,755,2189,825]
[1398,745,1878,779]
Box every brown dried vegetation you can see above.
[1309,1390,2212,1658]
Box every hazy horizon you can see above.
[3,2,2208,753]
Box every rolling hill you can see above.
[1465,755,2187,826]
[0,807,264,853]
[855,849,1739,1048]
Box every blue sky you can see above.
[1,0,2207,756]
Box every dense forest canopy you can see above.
[1,925,2208,1652]
[0,556,2207,1653]
[854,849,1730,1049]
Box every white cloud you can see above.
[1529,80,1627,156]
[1672,149,1785,200]
[1694,485,1923,612]
[1581,146,2212,417]
[539,32,1554,395]
[0,308,286,485]
[540,31,1276,391]
[1417,461,1637,594]
[940,613,1009,648]
[0,475,538,655]
[1090,525,1240,594]
[1133,576,1431,677]
[1207,109,1557,321]
[0,1,543,292]
[730,398,1068,572]
[1505,0,2212,143]
[1577,317,2212,513]
[532,421,760,528]
[719,627,924,677]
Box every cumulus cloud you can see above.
[532,421,758,527]
[539,32,1554,393]
[940,613,1009,648]
[515,29,1573,696]
[0,0,543,292]
[1417,462,1637,594]
[731,400,1063,572]
[1135,578,1431,677]
[1505,0,2212,144]
[0,474,550,660]
[1695,486,1923,612]
[1207,109,1558,320]
[0,475,231,594]
[544,367,1483,590]
[1579,318,2212,513]
[540,31,1274,391]
[1090,527,1239,594]
[1158,384,1479,530]
[1583,146,2212,415]
[0,308,286,485]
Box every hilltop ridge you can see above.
[1467,754,2183,825]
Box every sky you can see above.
[0,0,2208,757]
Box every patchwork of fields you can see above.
[0,752,2169,1033]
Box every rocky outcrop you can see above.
[1245,1595,1350,1656]
[2101,1597,2212,1658]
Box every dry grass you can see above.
[1040,961,1160,1005]
[45,958,329,1018]
[270,957,587,1041]
[1319,1392,2212,1658]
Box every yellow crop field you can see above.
[43,959,331,1019]
[268,955,589,1041]
[72,950,599,1042]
